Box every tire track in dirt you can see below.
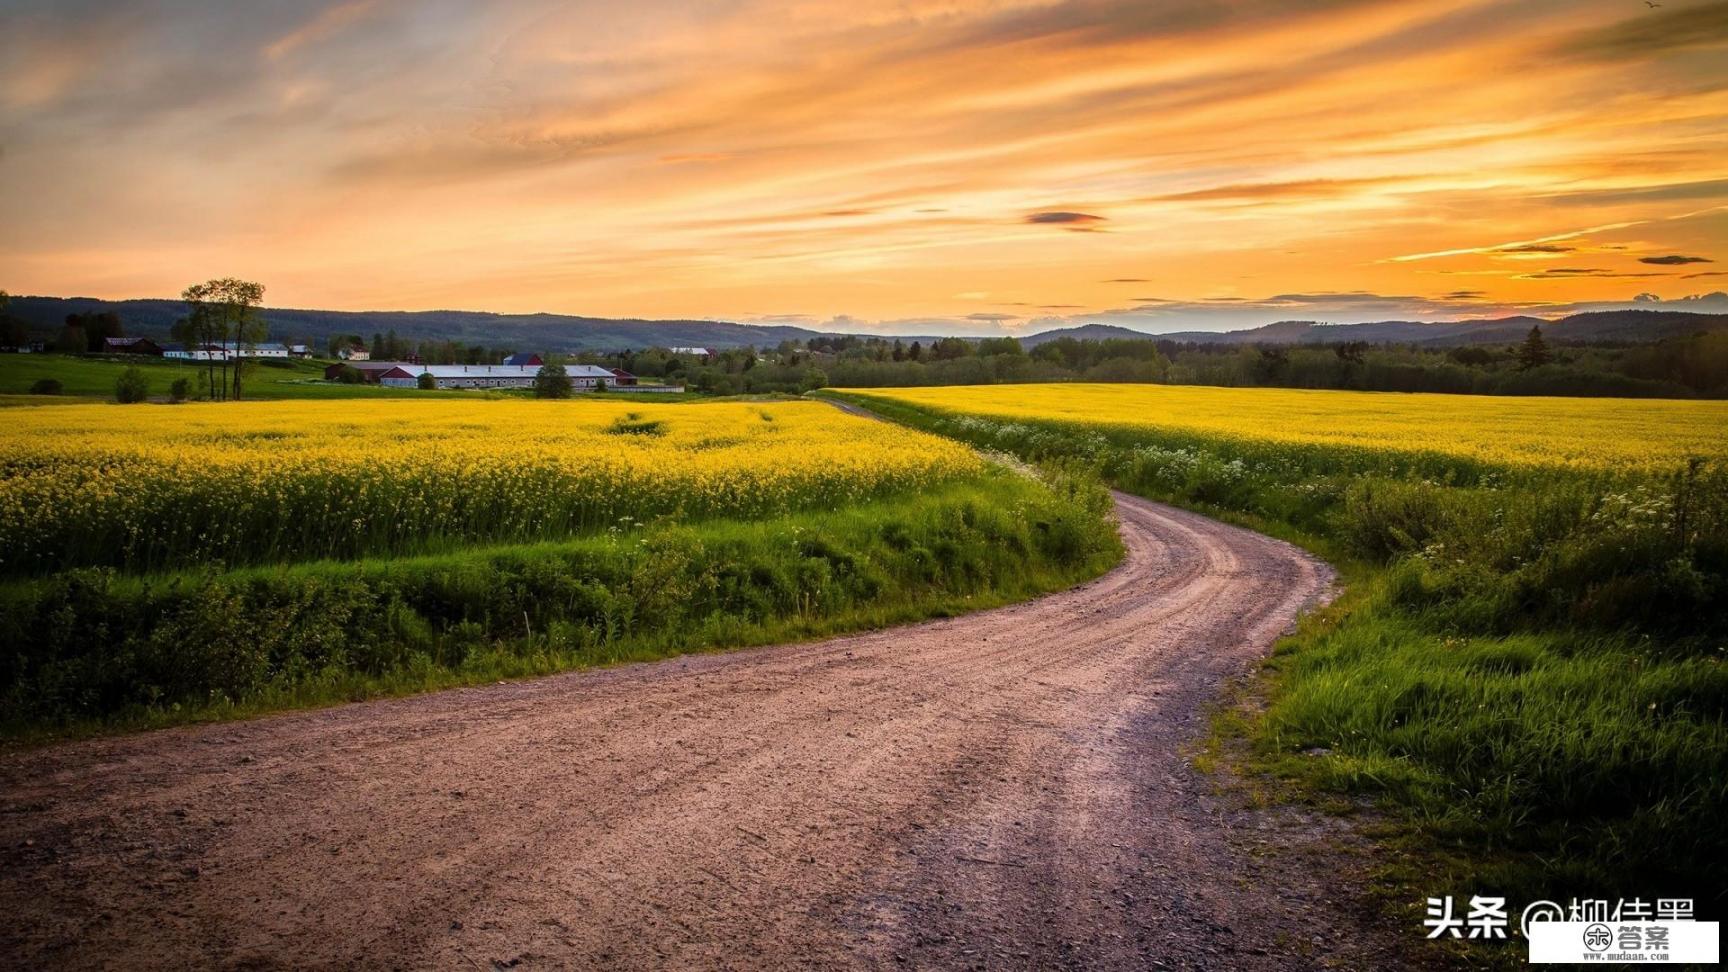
[0,494,1403,970]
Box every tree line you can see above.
[577,325,1725,399]
[321,330,519,366]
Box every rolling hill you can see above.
[1023,308,1728,348]
[11,295,1728,354]
[3,297,828,353]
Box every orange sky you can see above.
[2,0,1725,334]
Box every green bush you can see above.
[28,378,62,395]
[169,377,191,402]
[114,366,149,404]
[534,363,572,399]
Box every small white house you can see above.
[337,345,371,361]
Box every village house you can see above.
[103,337,164,355]
[337,344,371,361]
[324,360,418,383]
[502,352,543,367]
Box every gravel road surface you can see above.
[1,494,1405,970]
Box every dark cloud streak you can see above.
[1555,0,1728,61]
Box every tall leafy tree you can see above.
[56,318,86,354]
[67,311,125,351]
[182,279,266,400]
[0,291,22,349]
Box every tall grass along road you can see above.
[0,494,1389,969]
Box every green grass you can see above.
[820,390,1728,921]
[0,353,701,404]
[0,353,487,401]
[0,468,1122,741]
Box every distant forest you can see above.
[7,292,1728,398]
[589,328,1728,399]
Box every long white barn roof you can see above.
[393,364,618,378]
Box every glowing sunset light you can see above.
[1,0,1724,333]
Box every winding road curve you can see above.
[0,494,1392,970]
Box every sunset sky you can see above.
[3,0,1726,334]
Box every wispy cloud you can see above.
[1391,223,1646,263]
[1554,0,1728,61]
[1494,243,1575,255]
[2,0,1726,321]
[264,0,385,61]
[1516,268,1673,280]
[1148,176,1411,203]
[1024,211,1107,229]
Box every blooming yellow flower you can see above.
[0,399,982,574]
[839,384,1728,473]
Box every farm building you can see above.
[503,353,544,367]
[163,342,228,361]
[337,345,370,361]
[324,360,419,383]
[219,342,291,358]
[163,342,290,360]
[566,365,623,387]
[379,364,628,390]
[103,337,164,355]
[668,347,714,360]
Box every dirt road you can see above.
[0,494,1397,970]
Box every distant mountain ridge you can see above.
[4,296,829,352]
[9,295,1728,352]
[1022,309,1728,348]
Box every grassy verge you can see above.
[0,354,704,403]
[0,354,472,400]
[0,468,1121,741]
[821,391,1727,928]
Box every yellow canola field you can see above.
[839,384,1728,472]
[0,399,983,574]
